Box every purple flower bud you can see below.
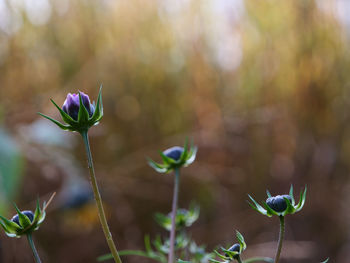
[62,92,94,121]
[11,210,34,226]
[226,243,240,259]
[163,146,184,161]
[266,195,292,212]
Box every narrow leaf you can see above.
[78,92,90,123]
[50,99,77,125]
[38,113,71,130]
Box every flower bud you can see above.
[62,92,94,121]
[11,210,34,227]
[266,195,292,212]
[39,87,103,133]
[163,146,184,161]
[225,243,240,259]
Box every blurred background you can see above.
[0,0,349,262]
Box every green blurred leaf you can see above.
[0,128,24,214]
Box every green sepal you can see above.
[0,215,20,234]
[38,210,46,224]
[295,186,307,212]
[37,113,71,131]
[78,92,90,123]
[266,190,272,198]
[185,145,197,166]
[181,139,189,161]
[50,99,77,125]
[283,197,294,216]
[262,201,278,217]
[289,185,295,205]
[248,195,268,216]
[159,151,177,165]
[33,199,41,222]
[144,234,153,253]
[154,212,171,230]
[213,249,229,260]
[147,158,168,173]
[14,204,32,228]
[221,247,239,258]
[236,230,246,251]
[90,86,104,123]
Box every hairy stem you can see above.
[27,234,41,263]
[81,131,122,263]
[274,216,285,263]
[168,168,180,263]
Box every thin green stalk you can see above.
[236,256,243,263]
[81,131,122,263]
[274,216,285,263]
[243,257,274,263]
[168,168,180,263]
[26,234,41,263]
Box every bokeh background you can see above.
[0,0,349,262]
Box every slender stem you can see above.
[26,234,42,263]
[168,168,180,263]
[243,257,274,263]
[236,256,243,263]
[274,216,285,263]
[81,131,122,263]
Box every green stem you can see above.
[274,216,285,263]
[81,131,122,263]
[243,257,274,263]
[236,256,243,263]
[168,168,180,263]
[26,234,41,263]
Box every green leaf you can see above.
[320,258,329,263]
[0,128,24,214]
[144,234,153,253]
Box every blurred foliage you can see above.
[0,128,24,214]
[0,0,350,262]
